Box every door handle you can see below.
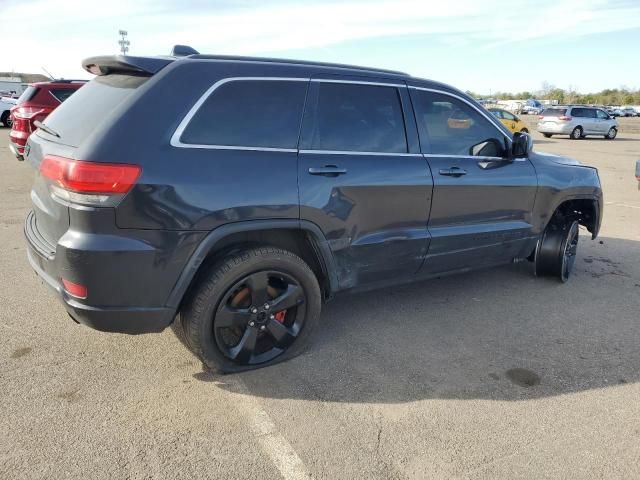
[439,167,467,177]
[308,165,347,176]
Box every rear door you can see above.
[595,108,610,133]
[409,87,538,274]
[298,76,432,289]
[572,107,594,134]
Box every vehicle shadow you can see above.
[199,237,640,403]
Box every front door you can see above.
[298,77,433,289]
[409,87,538,274]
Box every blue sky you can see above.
[2,0,639,94]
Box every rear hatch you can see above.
[538,107,569,127]
[26,66,157,250]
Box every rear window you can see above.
[17,86,39,105]
[49,88,78,103]
[180,80,308,149]
[42,75,147,147]
[541,108,567,117]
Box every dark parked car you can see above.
[9,80,86,160]
[24,49,603,372]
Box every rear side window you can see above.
[180,80,307,149]
[542,108,567,116]
[411,90,506,157]
[307,83,407,153]
[44,75,146,147]
[49,88,78,103]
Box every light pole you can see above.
[118,30,130,55]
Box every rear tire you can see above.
[605,127,617,140]
[535,219,580,283]
[176,247,322,373]
[570,126,583,140]
[543,133,552,138]
[1,111,11,128]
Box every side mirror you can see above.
[512,132,532,158]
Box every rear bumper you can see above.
[537,122,573,134]
[8,141,24,160]
[24,211,176,334]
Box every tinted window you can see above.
[43,75,147,147]
[412,90,506,157]
[181,80,307,149]
[308,83,407,153]
[542,108,567,117]
[49,88,78,103]
[572,108,585,117]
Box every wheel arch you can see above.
[546,196,600,239]
[166,220,339,310]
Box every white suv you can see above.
[537,106,618,140]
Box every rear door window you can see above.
[180,80,308,149]
[306,82,408,153]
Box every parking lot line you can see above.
[228,377,311,480]
[604,201,640,209]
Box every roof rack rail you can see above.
[187,54,409,76]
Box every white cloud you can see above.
[1,0,639,79]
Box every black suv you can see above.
[24,50,602,372]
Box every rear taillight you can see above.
[12,106,45,120]
[558,116,572,121]
[39,155,141,206]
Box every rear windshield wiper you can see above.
[34,120,61,138]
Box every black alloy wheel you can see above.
[535,219,580,283]
[214,270,306,365]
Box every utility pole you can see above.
[118,30,130,55]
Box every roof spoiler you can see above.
[82,55,175,76]
[171,45,199,57]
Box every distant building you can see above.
[0,76,27,97]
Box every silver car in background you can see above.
[537,106,618,140]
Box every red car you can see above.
[9,80,86,160]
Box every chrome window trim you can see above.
[170,77,310,150]
[299,150,420,157]
[311,79,404,88]
[408,86,512,145]
[171,76,410,153]
[424,154,503,160]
